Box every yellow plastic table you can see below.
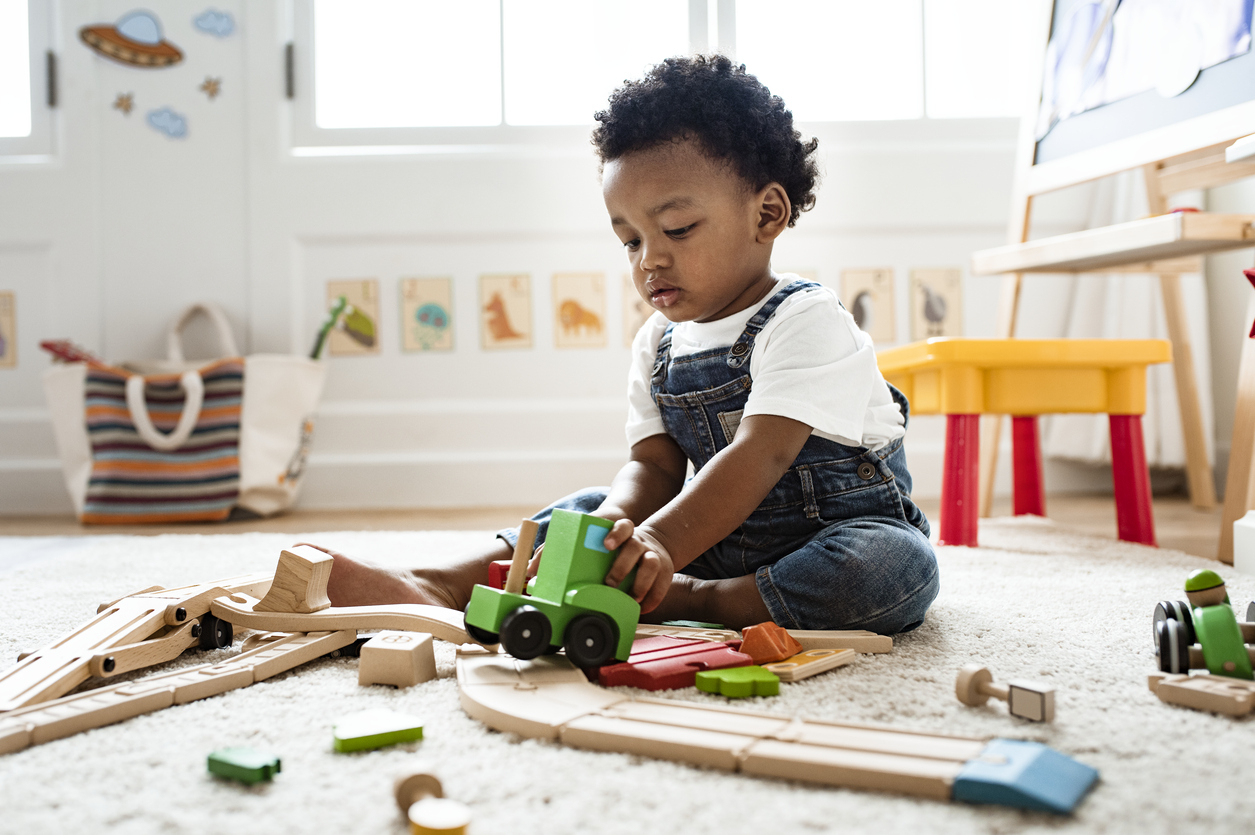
[877,338,1171,548]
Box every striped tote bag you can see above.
[43,304,326,524]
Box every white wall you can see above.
[1,1,1242,516]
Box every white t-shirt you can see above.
[626,276,906,450]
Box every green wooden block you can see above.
[695,665,780,698]
[333,708,424,753]
[207,747,281,784]
[662,620,726,630]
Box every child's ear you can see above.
[755,183,791,243]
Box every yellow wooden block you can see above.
[876,338,1170,416]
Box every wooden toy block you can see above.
[253,545,334,614]
[786,629,893,654]
[333,708,424,753]
[207,747,281,784]
[764,648,857,682]
[1148,672,1255,716]
[956,664,1055,722]
[634,624,740,643]
[738,622,803,664]
[455,651,1098,813]
[0,630,354,754]
[597,636,753,690]
[394,768,471,835]
[487,560,511,590]
[359,631,437,688]
[210,593,474,647]
[695,666,780,698]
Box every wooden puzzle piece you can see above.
[786,629,893,654]
[333,708,424,753]
[207,747,282,784]
[738,622,803,664]
[763,648,857,682]
[695,666,780,698]
[0,630,355,756]
[455,651,1098,814]
[358,631,437,688]
[0,573,271,712]
[956,664,1055,722]
[597,636,753,690]
[1148,672,1255,716]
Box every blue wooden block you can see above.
[953,738,1099,815]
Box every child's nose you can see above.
[639,238,671,271]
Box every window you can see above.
[0,0,53,159]
[292,0,1038,153]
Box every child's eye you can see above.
[666,225,694,238]
[623,238,641,251]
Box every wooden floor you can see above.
[0,494,1225,561]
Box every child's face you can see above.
[603,138,782,324]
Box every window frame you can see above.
[0,0,56,161]
[287,0,1027,158]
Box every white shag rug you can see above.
[0,518,1252,835]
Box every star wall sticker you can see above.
[200,77,221,100]
[113,93,134,115]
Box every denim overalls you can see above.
[501,280,939,634]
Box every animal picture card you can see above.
[326,279,381,356]
[553,273,606,349]
[400,277,453,352]
[910,268,963,340]
[841,268,896,343]
[0,292,14,368]
[480,274,532,350]
[622,274,653,347]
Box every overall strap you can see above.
[651,323,675,384]
[726,280,820,369]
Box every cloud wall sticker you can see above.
[194,9,235,37]
[147,107,187,138]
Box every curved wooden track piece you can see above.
[455,648,1098,813]
[211,593,474,647]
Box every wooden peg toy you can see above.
[394,767,471,835]
[207,747,281,784]
[358,631,437,688]
[956,664,1055,722]
[738,622,803,664]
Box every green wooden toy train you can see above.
[463,510,640,668]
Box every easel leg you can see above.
[1109,414,1157,547]
[940,414,981,547]
[981,272,1025,517]
[1218,290,1255,563]
[1158,272,1217,509]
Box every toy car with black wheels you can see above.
[1154,569,1255,680]
[463,509,640,668]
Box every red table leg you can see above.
[939,413,980,546]
[1011,415,1046,517]
[1109,414,1157,547]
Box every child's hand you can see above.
[602,519,674,614]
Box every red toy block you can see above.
[738,622,803,664]
[598,636,752,691]
[487,560,512,590]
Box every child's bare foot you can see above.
[296,543,461,610]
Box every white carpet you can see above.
[0,519,1251,835]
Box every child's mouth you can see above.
[650,287,679,307]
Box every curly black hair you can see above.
[592,54,819,226]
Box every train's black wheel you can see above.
[1152,600,1193,647]
[564,614,617,668]
[463,603,500,645]
[198,613,233,650]
[1156,619,1191,674]
[500,605,552,660]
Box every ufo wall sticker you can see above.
[80,10,183,68]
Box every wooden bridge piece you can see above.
[211,593,475,647]
[253,546,333,614]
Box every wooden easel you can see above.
[972,2,1255,550]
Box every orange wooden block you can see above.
[738,622,803,665]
